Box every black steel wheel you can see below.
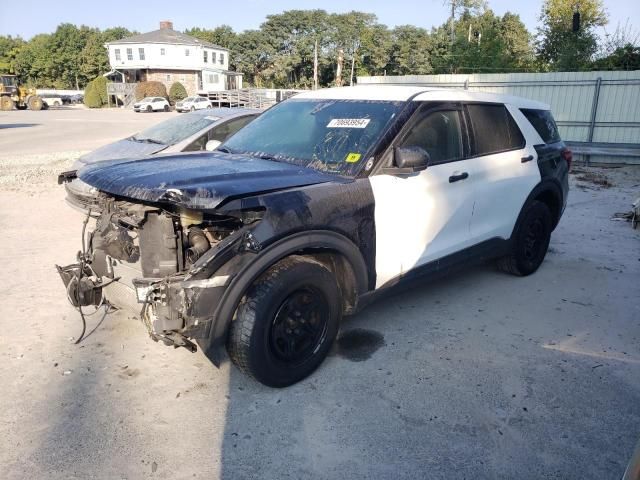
[227,255,341,387]
[497,200,552,276]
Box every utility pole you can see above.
[349,42,357,86]
[449,0,456,46]
[336,48,344,87]
[313,38,318,90]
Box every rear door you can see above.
[370,102,477,288]
[465,103,541,243]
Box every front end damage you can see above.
[57,193,263,357]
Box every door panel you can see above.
[371,160,476,289]
[468,104,541,242]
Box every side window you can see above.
[184,133,208,152]
[400,109,463,164]
[467,104,524,156]
[520,108,561,144]
[210,116,256,143]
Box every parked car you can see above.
[41,95,64,108]
[176,96,213,112]
[134,97,171,112]
[57,86,570,387]
[59,108,259,212]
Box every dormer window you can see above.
[160,48,166,55]
[185,49,190,56]
[115,49,121,61]
[203,51,208,63]
[139,48,145,60]
[126,48,133,61]
[220,53,225,65]
[212,52,216,63]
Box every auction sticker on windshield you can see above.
[327,118,371,128]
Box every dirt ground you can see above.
[0,108,639,479]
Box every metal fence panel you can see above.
[358,71,640,164]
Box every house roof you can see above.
[107,28,229,51]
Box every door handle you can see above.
[521,155,535,163]
[449,172,469,183]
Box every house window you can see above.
[126,48,133,61]
[166,74,172,81]
[160,48,166,55]
[220,53,224,65]
[208,74,219,84]
[115,49,121,61]
[203,51,208,63]
[138,48,145,61]
[212,52,216,63]
[185,49,190,56]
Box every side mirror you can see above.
[205,139,222,151]
[393,146,430,172]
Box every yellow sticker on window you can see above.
[345,153,361,163]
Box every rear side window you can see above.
[467,104,525,156]
[521,108,561,144]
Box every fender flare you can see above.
[511,180,564,239]
[201,229,369,361]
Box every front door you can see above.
[369,104,476,289]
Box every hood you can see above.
[75,138,167,167]
[77,151,343,210]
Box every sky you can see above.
[1,0,639,40]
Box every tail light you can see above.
[561,148,573,171]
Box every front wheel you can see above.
[497,200,552,276]
[146,105,152,113]
[227,256,341,387]
[164,104,169,112]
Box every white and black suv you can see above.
[58,86,570,387]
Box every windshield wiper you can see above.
[217,146,235,154]
[131,136,165,145]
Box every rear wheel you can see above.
[27,95,43,111]
[227,256,341,387]
[164,104,169,112]
[497,200,552,276]
[146,105,152,113]
[190,106,195,112]
[0,96,14,111]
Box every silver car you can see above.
[61,108,259,212]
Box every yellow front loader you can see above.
[0,74,44,111]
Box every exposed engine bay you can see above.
[57,193,262,352]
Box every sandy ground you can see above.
[0,108,639,479]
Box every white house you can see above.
[104,21,242,95]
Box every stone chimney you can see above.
[159,21,173,30]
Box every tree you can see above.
[84,83,101,108]
[169,82,188,103]
[537,0,608,70]
[389,26,433,75]
[0,35,25,73]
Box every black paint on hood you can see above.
[77,151,344,210]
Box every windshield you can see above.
[132,114,220,145]
[221,98,404,176]
[183,97,196,102]
[1,76,17,87]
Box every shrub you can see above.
[135,81,167,100]
[92,76,108,105]
[84,85,102,108]
[169,82,188,104]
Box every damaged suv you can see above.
[58,86,570,387]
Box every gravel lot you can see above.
[0,108,639,480]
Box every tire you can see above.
[27,96,43,111]
[146,105,152,112]
[497,200,552,276]
[164,104,169,112]
[0,96,14,111]
[227,255,341,387]
[190,106,195,112]
[53,101,61,107]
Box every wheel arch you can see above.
[513,180,563,237]
[201,230,369,362]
